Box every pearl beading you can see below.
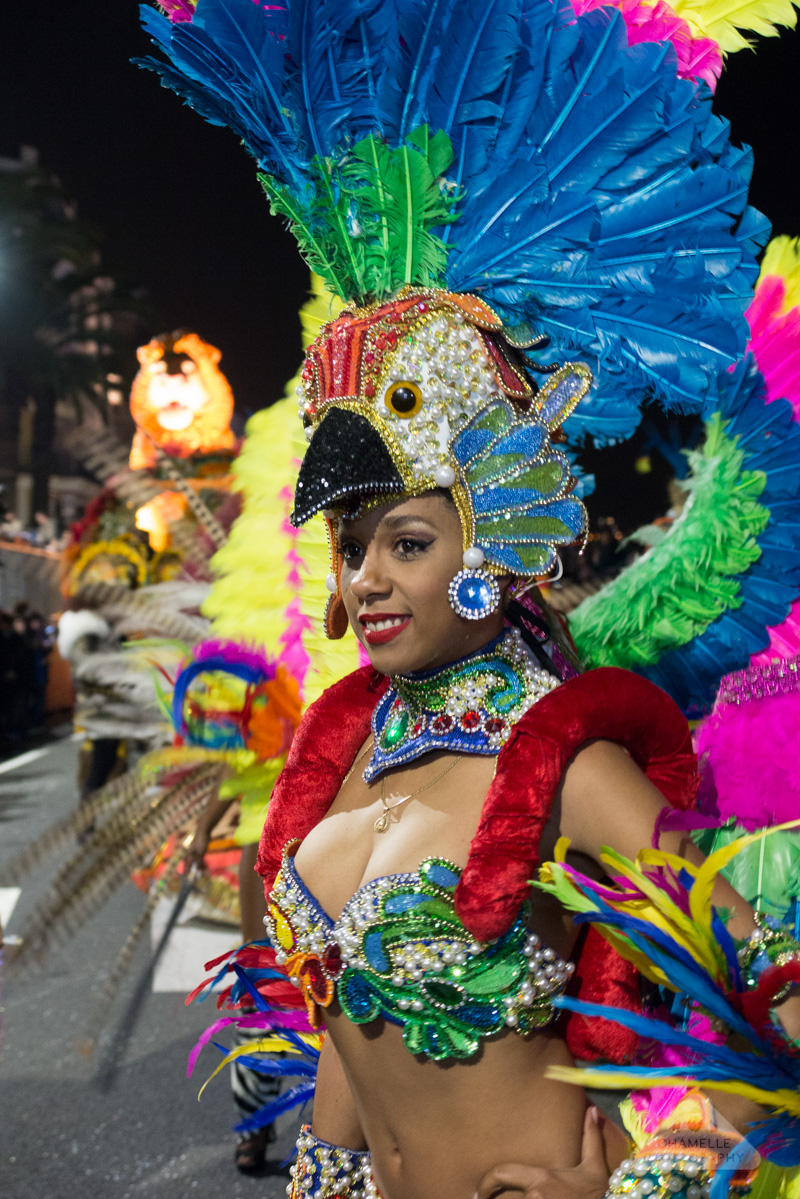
[605,1153,715,1198]
[287,1125,377,1199]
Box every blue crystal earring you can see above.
[448,546,501,620]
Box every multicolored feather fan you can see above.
[538,831,800,1179]
[138,0,774,443]
[570,237,800,715]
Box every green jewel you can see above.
[381,708,410,748]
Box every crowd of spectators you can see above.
[0,602,54,744]
[1,509,69,553]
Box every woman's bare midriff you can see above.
[325,1013,587,1199]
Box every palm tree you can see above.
[0,147,152,517]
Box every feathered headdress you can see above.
[137,0,774,626]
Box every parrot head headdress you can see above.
[294,287,590,633]
[138,0,768,633]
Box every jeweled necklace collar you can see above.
[364,627,560,782]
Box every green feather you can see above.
[259,127,460,302]
[349,128,460,294]
[693,824,800,920]
[570,412,769,671]
[259,174,345,297]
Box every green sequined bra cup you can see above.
[267,844,574,1061]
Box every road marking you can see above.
[0,747,52,776]
[0,887,21,926]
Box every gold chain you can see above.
[375,757,461,833]
[342,740,374,788]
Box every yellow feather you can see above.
[599,847,716,969]
[196,1030,322,1099]
[671,0,798,54]
[758,235,800,312]
[546,1066,800,1116]
[202,275,361,704]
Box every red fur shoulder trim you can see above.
[454,667,697,1062]
[456,667,697,941]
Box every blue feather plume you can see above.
[137,0,766,442]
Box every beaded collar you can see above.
[364,627,560,781]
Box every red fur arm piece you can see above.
[455,667,698,1062]
[456,668,697,941]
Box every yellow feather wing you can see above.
[671,0,798,54]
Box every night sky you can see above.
[2,3,799,520]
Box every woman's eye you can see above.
[339,541,363,564]
[395,538,430,557]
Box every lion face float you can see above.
[129,331,236,469]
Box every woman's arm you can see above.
[476,1106,614,1199]
[311,1035,369,1151]
[559,739,800,1037]
[184,793,233,873]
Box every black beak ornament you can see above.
[291,407,405,526]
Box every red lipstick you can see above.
[359,614,411,646]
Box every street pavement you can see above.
[0,737,298,1199]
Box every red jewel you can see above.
[323,943,343,978]
[410,716,427,738]
[432,714,454,733]
[364,352,375,364]
[484,717,505,735]
[376,336,387,349]
[364,383,376,397]
[461,711,481,731]
[387,331,398,344]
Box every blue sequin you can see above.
[385,893,429,914]
[340,973,377,1020]
[424,863,459,889]
[364,930,390,972]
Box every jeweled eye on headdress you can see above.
[384,381,422,418]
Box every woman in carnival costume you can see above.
[137,1,800,1196]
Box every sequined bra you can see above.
[266,841,574,1061]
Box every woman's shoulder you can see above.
[509,665,691,762]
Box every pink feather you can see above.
[568,0,722,89]
[745,275,800,667]
[695,689,800,829]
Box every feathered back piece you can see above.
[138,0,770,443]
[570,235,800,715]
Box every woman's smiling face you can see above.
[338,493,507,676]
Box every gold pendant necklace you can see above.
[374,757,461,833]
